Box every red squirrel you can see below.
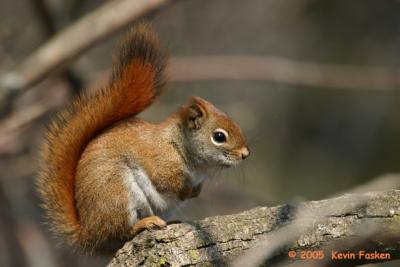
[36,24,249,254]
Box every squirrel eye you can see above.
[211,129,228,145]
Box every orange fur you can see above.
[36,24,167,251]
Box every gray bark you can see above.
[108,190,400,267]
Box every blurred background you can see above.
[0,0,400,266]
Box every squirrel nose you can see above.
[240,147,250,160]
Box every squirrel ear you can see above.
[186,97,208,129]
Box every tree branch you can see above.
[169,56,400,90]
[0,0,174,93]
[107,190,400,267]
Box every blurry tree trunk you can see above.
[0,184,28,267]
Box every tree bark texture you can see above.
[107,190,400,267]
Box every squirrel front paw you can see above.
[131,216,167,235]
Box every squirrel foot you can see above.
[131,216,167,235]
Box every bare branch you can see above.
[0,0,174,93]
[332,173,400,197]
[107,190,400,267]
[0,103,48,134]
[0,103,49,154]
[169,56,400,90]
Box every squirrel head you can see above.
[181,96,249,167]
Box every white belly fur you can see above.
[122,165,175,225]
[122,163,212,225]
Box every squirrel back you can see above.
[36,24,167,248]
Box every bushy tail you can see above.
[36,24,167,250]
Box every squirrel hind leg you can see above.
[131,216,167,236]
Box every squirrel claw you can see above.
[132,216,166,235]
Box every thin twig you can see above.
[0,103,49,154]
[0,103,48,134]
